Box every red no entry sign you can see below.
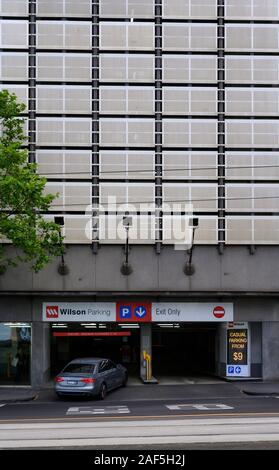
[213,306,225,319]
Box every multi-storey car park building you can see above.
[0,0,279,387]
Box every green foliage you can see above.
[0,90,64,272]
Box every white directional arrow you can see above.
[135,307,146,318]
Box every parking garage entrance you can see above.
[50,323,140,378]
[152,323,217,380]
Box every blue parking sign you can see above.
[119,306,131,319]
[228,366,234,374]
[135,306,147,318]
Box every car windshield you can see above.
[62,363,95,374]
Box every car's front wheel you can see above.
[99,383,107,400]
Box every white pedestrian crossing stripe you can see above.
[0,404,5,408]
[66,405,130,416]
[166,403,234,411]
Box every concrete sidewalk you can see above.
[0,387,37,403]
[237,382,279,396]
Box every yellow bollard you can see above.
[143,350,151,381]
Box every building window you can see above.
[225,0,279,20]
[226,88,279,116]
[37,22,92,50]
[0,53,28,81]
[100,54,154,83]
[36,0,92,17]
[0,85,28,108]
[37,150,92,179]
[99,0,154,18]
[0,323,31,385]
[226,217,279,244]
[36,54,92,82]
[45,215,92,243]
[99,118,155,147]
[163,24,217,51]
[162,0,217,19]
[100,86,154,115]
[36,118,92,146]
[226,184,279,212]
[226,120,279,148]
[99,182,155,210]
[226,25,279,52]
[162,216,218,244]
[162,55,217,83]
[45,182,92,212]
[37,86,92,114]
[99,151,155,180]
[163,183,218,212]
[0,0,28,16]
[0,20,28,49]
[100,22,154,51]
[97,214,156,244]
[226,152,279,181]
[163,119,217,147]
[163,151,217,180]
[225,57,279,84]
[163,87,217,115]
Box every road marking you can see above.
[66,405,130,416]
[166,403,234,411]
[0,405,5,408]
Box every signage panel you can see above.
[43,302,233,323]
[116,303,152,322]
[226,365,249,377]
[43,303,116,322]
[226,323,250,377]
[227,329,248,365]
[152,303,233,322]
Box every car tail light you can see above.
[81,378,96,384]
[55,377,64,383]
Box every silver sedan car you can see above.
[55,358,128,399]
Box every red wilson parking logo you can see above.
[213,306,225,319]
[46,306,59,319]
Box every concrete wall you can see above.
[251,323,262,377]
[31,322,50,389]
[0,245,279,293]
[262,322,279,381]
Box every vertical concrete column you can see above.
[262,322,279,380]
[140,323,155,383]
[215,324,227,377]
[31,322,51,389]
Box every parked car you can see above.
[55,358,128,399]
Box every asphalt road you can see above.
[1,384,279,449]
[1,383,279,422]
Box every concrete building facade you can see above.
[0,0,279,387]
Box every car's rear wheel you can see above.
[99,383,107,400]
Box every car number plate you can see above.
[67,380,78,385]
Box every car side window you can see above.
[98,361,107,373]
